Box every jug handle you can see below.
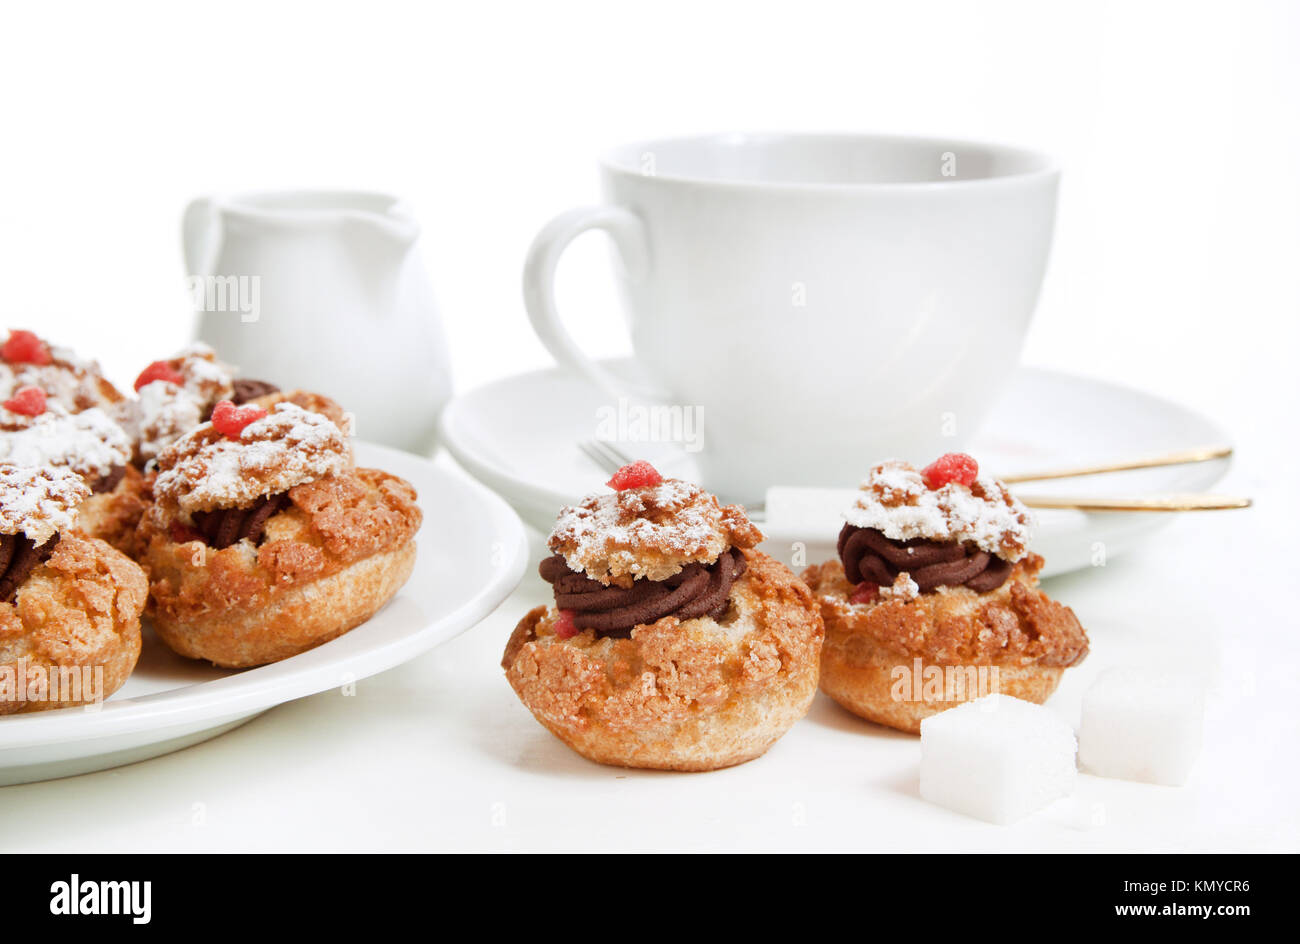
[182,197,221,278]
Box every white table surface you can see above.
[1,448,1291,853]
[2,2,1297,853]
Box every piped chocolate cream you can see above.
[190,492,290,549]
[91,465,127,494]
[0,533,59,602]
[540,547,747,637]
[838,524,1012,593]
[0,465,88,602]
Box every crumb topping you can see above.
[548,478,763,584]
[844,460,1032,562]
[0,465,89,544]
[154,402,352,516]
[878,571,920,602]
[0,403,131,483]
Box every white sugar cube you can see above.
[1078,668,1204,786]
[919,694,1077,824]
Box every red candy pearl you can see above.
[134,360,186,391]
[606,460,663,491]
[849,582,879,605]
[3,385,47,415]
[210,399,267,439]
[553,609,579,640]
[921,452,979,489]
[2,330,52,366]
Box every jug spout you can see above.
[344,201,420,249]
[336,202,422,316]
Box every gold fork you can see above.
[580,440,1252,512]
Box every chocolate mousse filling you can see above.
[231,378,280,404]
[91,464,126,494]
[838,523,1014,594]
[0,532,60,602]
[539,547,748,638]
[190,492,290,549]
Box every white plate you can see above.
[0,441,528,786]
[439,361,1231,577]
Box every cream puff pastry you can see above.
[135,399,420,668]
[503,461,824,771]
[0,465,147,714]
[801,453,1088,734]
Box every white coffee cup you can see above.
[524,132,1059,504]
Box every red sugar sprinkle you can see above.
[606,460,663,491]
[2,329,52,366]
[554,609,579,640]
[134,360,186,391]
[849,582,879,605]
[2,385,47,416]
[210,399,267,439]
[921,453,979,489]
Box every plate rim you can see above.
[0,441,528,750]
[439,359,1233,512]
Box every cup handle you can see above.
[523,205,668,401]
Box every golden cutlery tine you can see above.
[1018,493,1252,512]
[998,445,1233,484]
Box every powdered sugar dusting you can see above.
[117,344,237,462]
[0,346,118,412]
[0,464,89,545]
[548,478,762,584]
[128,381,204,463]
[154,402,352,515]
[0,404,131,483]
[878,571,920,602]
[844,459,1032,561]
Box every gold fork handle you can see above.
[998,445,1233,484]
[1019,493,1252,512]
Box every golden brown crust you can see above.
[0,533,146,714]
[151,541,416,667]
[503,549,824,770]
[249,389,351,432]
[818,653,1065,734]
[802,556,1088,733]
[75,463,150,554]
[136,467,421,667]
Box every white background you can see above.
[1,0,1297,852]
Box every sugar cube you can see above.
[1078,667,1204,786]
[919,694,1077,824]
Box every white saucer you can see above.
[439,361,1230,578]
[0,441,528,786]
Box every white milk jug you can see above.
[183,190,452,453]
